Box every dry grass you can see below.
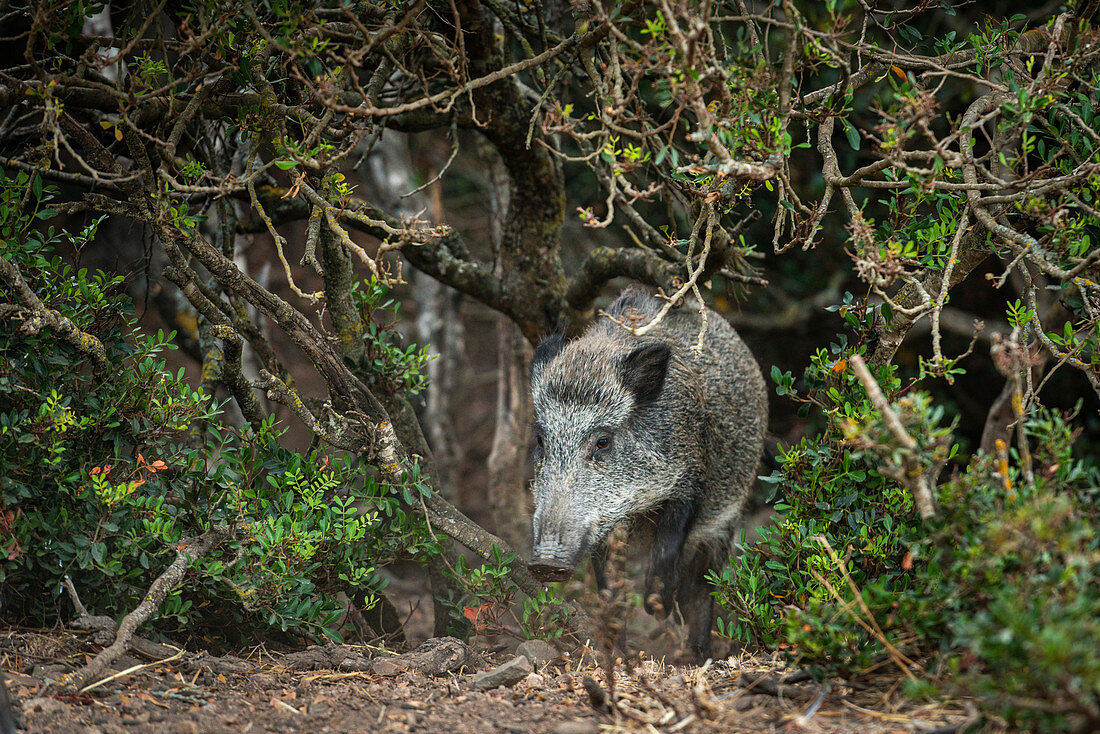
[562,649,986,733]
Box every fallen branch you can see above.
[728,670,825,702]
[80,645,184,694]
[56,526,229,692]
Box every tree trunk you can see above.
[480,137,534,554]
[487,318,532,553]
[412,162,465,497]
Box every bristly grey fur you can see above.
[528,288,767,659]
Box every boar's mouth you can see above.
[528,560,574,582]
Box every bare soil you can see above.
[5,629,988,734]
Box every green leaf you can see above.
[840,119,861,151]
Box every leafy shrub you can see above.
[351,276,435,396]
[430,545,572,642]
[713,310,1100,727]
[917,410,1100,731]
[0,172,434,643]
[713,328,926,651]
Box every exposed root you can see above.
[55,526,230,692]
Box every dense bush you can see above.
[714,320,1100,728]
[0,172,434,643]
[916,411,1100,731]
[713,323,926,650]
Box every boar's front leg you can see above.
[590,539,610,591]
[644,497,696,617]
[678,551,715,661]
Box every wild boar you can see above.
[528,289,767,659]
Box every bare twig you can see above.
[849,354,938,520]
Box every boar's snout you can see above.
[529,510,599,582]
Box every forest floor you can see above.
[6,628,989,734]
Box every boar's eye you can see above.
[592,432,614,458]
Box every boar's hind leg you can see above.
[644,498,696,617]
[678,552,715,662]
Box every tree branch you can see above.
[0,256,110,370]
[565,246,685,318]
[849,355,938,520]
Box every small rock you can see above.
[363,637,471,677]
[23,696,70,716]
[550,721,600,734]
[516,639,559,666]
[472,655,532,690]
[523,672,545,687]
[734,693,767,711]
[251,673,277,688]
[369,659,404,677]
[405,637,472,675]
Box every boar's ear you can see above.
[531,332,565,380]
[620,342,671,406]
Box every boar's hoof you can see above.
[529,560,574,582]
[643,591,667,618]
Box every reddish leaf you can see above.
[462,605,491,632]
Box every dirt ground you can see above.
[4,628,990,734]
